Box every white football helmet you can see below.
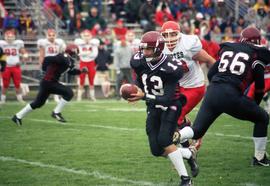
[4,30,16,43]
[161,21,181,50]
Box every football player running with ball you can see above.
[174,26,270,167]
[12,44,88,125]
[128,31,197,186]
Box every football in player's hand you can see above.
[120,84,138,100]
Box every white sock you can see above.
[54,95,60,102]
[77,89,83,101]
[179,126,194,142]
[89,89,95,99]
[16,94,24,102]
[16,104,33,119]
[1,94,6,102]
[168,148,188,177]
[53,98,68,113]
[253,137,267,160]
[179,148,192,159]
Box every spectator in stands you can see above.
[262,10,270,37]
[111,19,128,41]
[193,12,204,29]
[18,9,36,36]
[139,0,156,30]
[75,12,85,33]
[200,0,215,17]
[89,0,102,14]
[3,11,19,31]
[155,3,175,27]
[221,26,234,42]
[236,16,248,29]
[0,2,6,28]
[85,6,107,36]
[169,0,182,19]
[44,0,63,20]
[209,15,219,31]
[245,8,262,29]
[143,14,156,33]
[211,25,222,43]
[109,0,126,21]
[253,0,269,18]
[114,35,133,99]
[124,0,142,23]
[95,39,113,98]
[219,16,236,33]
[62,0,79,35]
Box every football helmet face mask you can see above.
[4,30,15,43]
[80,30,92,42]
[240,26,261,45]
[161,21,181,50]
[139,31,165,63]
[46,29,56,42]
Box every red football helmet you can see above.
[240,26,261,45]
[65,44,79,58]
[4,30,15,43]
[161,21,181,50]
[46,29,56,42]
[140,31,165,62]
[80,29,92,42]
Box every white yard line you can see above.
[0,156,160,186]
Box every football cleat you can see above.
[173,131,181,145]
[180,175,192,186]
[187,146,199,177]
[51,112,67,123]
[11,115,22,126]
[252,154,269,167]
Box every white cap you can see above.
[196,12,204,19]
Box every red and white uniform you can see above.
[163,33,206,124]
[74,38,99,86]
[37,38,66,57]
[0,39,24,89]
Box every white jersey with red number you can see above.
[0,40,24,67]
[74,38,100,62]
[163,33,205,88]
[37,38,66,57]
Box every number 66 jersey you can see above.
[209,42,270,93]
[130,52,184,107]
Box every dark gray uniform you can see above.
[130,52,185,156]
[192,42,270,139]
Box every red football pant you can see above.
[2,66,21,89]
[247,78,270,98]
[177,85,206,126]
[79,61,96,86]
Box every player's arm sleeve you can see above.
[253,62,265,105]
[207,60,219,82]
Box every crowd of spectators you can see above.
[0,0,270,43]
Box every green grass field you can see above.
[0,100,269,186]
